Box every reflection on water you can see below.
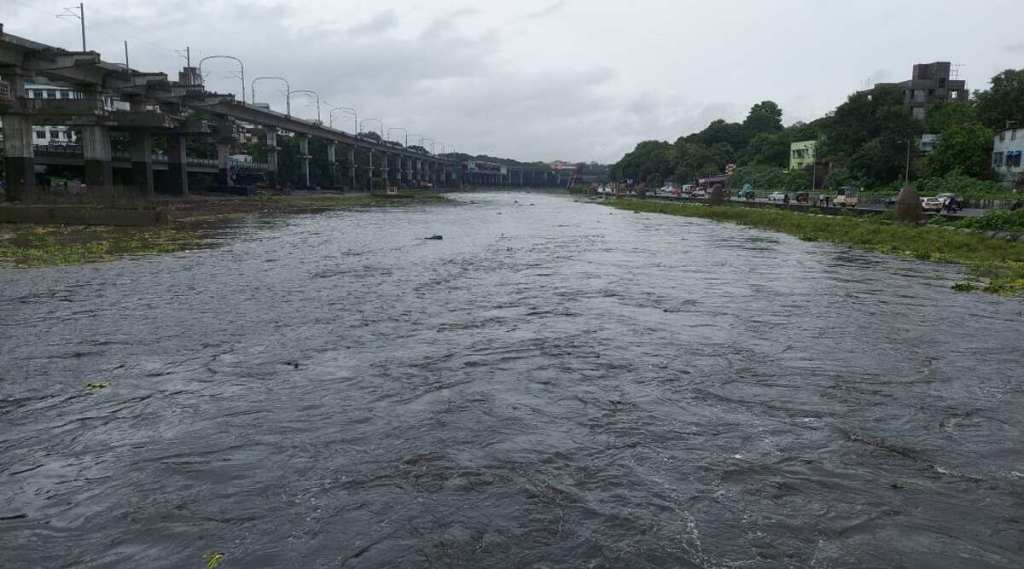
[1,192,1022,568]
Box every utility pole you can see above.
[57,3,87,52]
[123,40,129,70]
[79,3,85,51]
[905,138,913,184]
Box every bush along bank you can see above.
[606,198,1024,295]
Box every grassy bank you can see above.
[0,192,450,268]
[606,198,1024,294]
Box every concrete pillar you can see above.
[216,142,233,187]
[325,141,338,187]
[381,152,390,189]
[297,135,311,188]
[367,149,375,192]
[264,127,279,186]
[129,130,155,196]
[162,133,189,195]
[2,114,34,201]
[348,146,357,190]
[81,125,113,188]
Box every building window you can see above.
[994,152,1005,167]
[46,89,57,98]
[50,129,61,140]
[1000,132,1007,142]
[35,130,46,140]
[60,91,70,99]
[1008,152,1023,169]
[1013,130,1018,141]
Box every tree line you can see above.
[611,68,1024,192]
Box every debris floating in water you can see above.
[85,382,110,393]
[424,235,444,240]
[204,552,225,569]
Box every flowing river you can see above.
[2,191,1022,568]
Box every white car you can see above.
[768,192,786,202]
[920,197,944,211]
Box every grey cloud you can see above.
[525,0,569,19]
[6,0,1021,163]
[346,10,399,36]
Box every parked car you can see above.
[768,191,786,202]
[737,185,756,200]
[920,196,944,211]
[834,186,860,208]
[690,189,708,199]
[793,191,811,204]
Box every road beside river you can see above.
[2,191,1022,568]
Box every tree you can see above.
[927,101,979,134]
[975,69,1024,131]
[744,101,784,135]
[689,119,748,150]
[740,132,789,167]
[611,140,673,183]
[926,122,994,179]
[821,85,920,185]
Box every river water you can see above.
[1,191,1022,568]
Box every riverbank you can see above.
[0,192,450,268]
[604,198,1024,294]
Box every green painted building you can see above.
[789,140,817,171]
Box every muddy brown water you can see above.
[1,192,1022,568]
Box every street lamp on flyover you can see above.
[251,76,291,116]
[289,89,321,123]
[360,118,384,139]
[327,106,357,132]
[198,55,246,104]
[387,127,409,147]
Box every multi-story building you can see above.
[992,127,1024,181]
[874,62,968,120]
[19,79,124,145]
[789,140,816,170]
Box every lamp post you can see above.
[289,89,321,123]
[328,106,357,131]
[387,127,408,147]
[251,76,291,116]
[360,118,384,139]
[198,55,246,103]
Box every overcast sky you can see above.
[5,0,1023,162]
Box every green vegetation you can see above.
[611,66,1024,196]
[204,552,225,569]
[975,69,1024,131]
[934,209,1024,232]
[860,174,1018,203]
[0,192,451,268]
[0,225,204,267]
[606,198,1024,294]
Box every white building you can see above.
[22,80,125,146]
[992,127,1024,180]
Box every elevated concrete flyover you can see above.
[0,25,461,200]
